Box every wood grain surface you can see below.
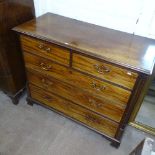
[24,52,131,105]
[20,35,70,65]
[73,53,138,89]
[13,13,155,75]
[29,84,119,137]
[27,70,126,122]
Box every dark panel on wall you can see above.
[0,0,35,104]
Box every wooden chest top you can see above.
[13,13,155,75]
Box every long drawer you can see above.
[72,53,138,90]
[20,35,70,65]
[27,70,126,122]
[29,84,119,137]
[24,52,131,105]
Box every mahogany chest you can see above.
[13,13,155,147]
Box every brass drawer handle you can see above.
[38,44,51,52]
[90,82,106,91]
[38,44,44,49]
[44,95,53,102]
[41,78,53,87]
[93,64,110,74]
[88,98,102,108]
[40,62,52,71]
[46,47,51,52]
[85,114,100,124]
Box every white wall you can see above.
[34,0,155,38]
[134,0,155,38]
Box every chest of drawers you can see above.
[13,13,155,147]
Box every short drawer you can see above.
[72,53,138,89]
[24,52,131,105]
[29,84,119,137]
[20,35,70,65]
[27,70,126,122]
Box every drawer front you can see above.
[24,52,131,105]
[20,35,70,65]
[27,70,126,122]
[29,84,119,137]
[72,53,138,89]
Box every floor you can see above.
[0,91,155,155]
